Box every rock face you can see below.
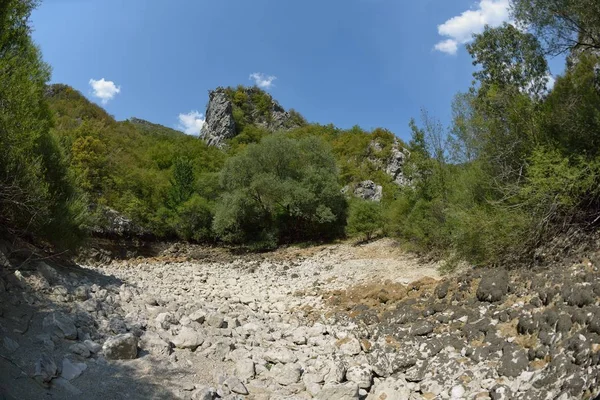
[200,86,303,148]
[368,139,410,186]
[344,180,383,202]
[199,89,237,148]
[91,207,147,238]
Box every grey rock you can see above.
[69,343,91,358]
[477,269,509,302]
[102,333,138,360]
[3,337,19,353]
[347,180,383,202]
[171,327,204,350]
[410,321,434,336]
[498,344,528,378]
[34,354,58,386]
[61,358,87,380]
[43,312,78,340]
[83,340,102,354]
[200,89,237,148]
[139,331,172,356]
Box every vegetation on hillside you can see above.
[3,0,600,266]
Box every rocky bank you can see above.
[1,239,600,399]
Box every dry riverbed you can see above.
[1,238,599,399]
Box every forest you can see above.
[2,0,600,268]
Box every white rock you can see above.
[315,382,359,400]
[271,362,303,386]
[346,364,372,389]
[235,359,255,382]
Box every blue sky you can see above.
[32,0,564,142]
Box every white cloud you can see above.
[249,72,277,89]
[177,111,205,135]
[89,78,121,104]
[434,0,510,55]
[434,39,459,55]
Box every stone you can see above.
[351,180,383,202]
[69,343,91,358]
[34,354,58,386]
[139,331,172,356]
[346,364,372,389]
[366,377,411,400]
[206,314,226,328]
[338,337,362,356]
[102,333,138,360]
[315,382,359,400]
[477,269,509,302]
[265,347,298,364]
[223,376,248,395]
[3,337,19,353]
[451,384,466,399]
[489,385,512,400]
[171,327,204,350]
[498,344,528,378]
[410,321,434,336]
[324,359,346,383]
[271,363,303,386]
[83,340,102,354]
[189,310,206,324]
[43,312,77,340]
[61,358,87,380]
[235,359,255,382]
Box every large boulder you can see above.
[43,312,77,340]
[102,333,138,360]
[476,269,510,302]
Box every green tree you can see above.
[466,23,549,97]
[0,0,87,246]
[511,0,600,55]
[213,135,347,246]
[168,157,195,207]
[346,200,383,240]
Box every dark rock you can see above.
[563,285,594,307]
[517,316,539,335]
[434,281,450,300]
[556,313,573,333]
[477,269,509,302]
[410,321,434,336]
[498,344,528,378]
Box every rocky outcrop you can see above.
[343,180,383,202]
[369,139,410,186]
[200,87,303,148]
[199,89,237,148]
[91,206,148,239]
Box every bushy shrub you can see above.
[346,200,383,240]
[213,135,347,246]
